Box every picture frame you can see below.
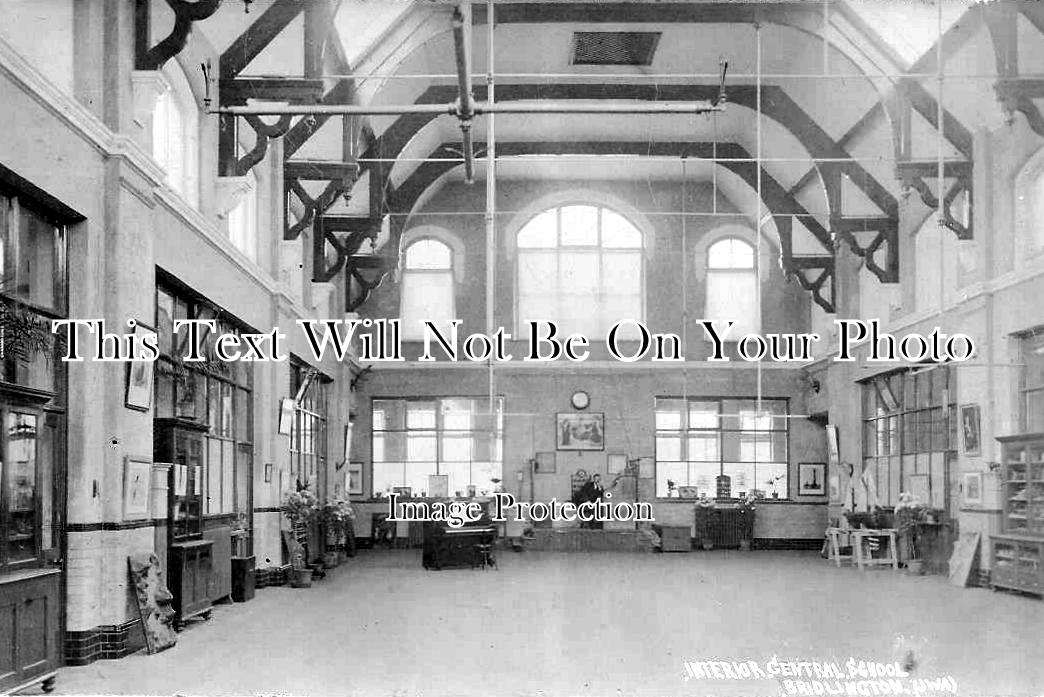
[960,404,981,456]
[277,398,295,436]
[124,322,157,412]
[534,451,556,474]
[607,453,627,474]
[556,412,605,451]
[347,461,364,496]
[264,462,273,483]
[123,455,152,520]
[963,471,983,505]
[798,462,826,496]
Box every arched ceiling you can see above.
[158,0,1035,313]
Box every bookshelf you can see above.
[991,434,1044,597]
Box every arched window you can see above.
[516,204,643,337]
[400,238,455,340]
[704,237,759,338]
[152,64,199,207]
[227,170,258,262]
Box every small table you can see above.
[825,527,854,567]
[851,528,899,571]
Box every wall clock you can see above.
[571,390,590,410]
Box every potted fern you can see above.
[895,492,929,574]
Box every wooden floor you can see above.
[46,549,1044,696]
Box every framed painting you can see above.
[798,462,826,496]
[534,451,556,474]
[124,455,152,520]
[347,461,364,496]
[556,412,605,451]
[963,471,982,505]
[960,404,981,456]
[124,322,157,412]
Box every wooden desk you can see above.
[851,529,898,571]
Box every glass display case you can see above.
[991,434,1044,597]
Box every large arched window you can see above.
[400,238,455,340]
[516,204,643,337]
[704,237,759,338]
[152,64,199,207]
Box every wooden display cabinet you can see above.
[155,418,214,625]
[991,434,1044,597]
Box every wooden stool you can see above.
[825,527,853,567]
[852,528,899,571]
[474,543,496,570]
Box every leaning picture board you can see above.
[948,531,981,588]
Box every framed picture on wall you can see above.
[124,322,157,412]
[963,471,982,505]
[960,404,981,456]
[798,463,826,496]
[123,455,152,520]
[534,451,556,474]
[347,462,364,496]
[278,398,295,436]
[556,412,605,451]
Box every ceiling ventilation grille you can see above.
[571,32,662,66]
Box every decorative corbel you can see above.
[135,0,222,71]
[130,70,171,128]
[214,175,254,219]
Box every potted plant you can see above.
[737,492,757,551]
[318,498,356,567]
[280,486,318,587]
[694,495,716,550]
[766,474,784,500]
[895,492,929,574]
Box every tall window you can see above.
[1022,331,1044,432]
[654,398,788,499]
[152,65,199,207]
[0,189,68,573]
[155,284,254,544]
[371,398,503,497]
[289,361,328,488]
[227,170,258,262]
[704,237,759,338]
[517,205,643,337]
[400,238,455,340]
[862,367,955,508]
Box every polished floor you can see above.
[46,549,1044,696]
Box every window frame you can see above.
[703,236,760,339]
[653,396,790,500]
[861,366,956,509]
[514,203,645,336]
[399,237,457,340]
[370,396,504,498]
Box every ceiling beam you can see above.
[359,82,898,222]
[219,0,305,78]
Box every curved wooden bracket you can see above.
[237,114,293,176]
[136,0,222,71]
